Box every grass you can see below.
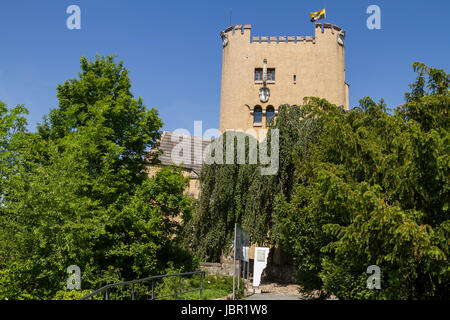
[57,273,246,300]
[157,273,245,300]
[181,288,229,300]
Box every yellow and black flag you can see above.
[310,8,326,22]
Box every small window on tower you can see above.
[254,106,262,126]
[267,69,275,81]
[293,75,296,83]
[255,68,263,81]
[266,106,275,126]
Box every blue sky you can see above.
[0,0,449,135]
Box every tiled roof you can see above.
[151,131,211,178]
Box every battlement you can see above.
[223,23,343,45]
[251,35,315,44]
[314,22,342,33]
[224,24,251,34]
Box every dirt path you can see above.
[243,282,306,300]
[257,283,304,296]
[245,282,338,300]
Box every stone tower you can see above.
[219,23,349,134]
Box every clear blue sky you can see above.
[0,0,449,134]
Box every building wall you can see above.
[219,23,348,134]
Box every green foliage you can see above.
[276,63,449,299]
[187,132,257,260]
[53,289,98,300]
[0,55,194,299]
[191,62,449,299]
[0,101,28,198]
[187,108,307,261]
[84,272,243,301]
[37,54,163,206]
[156,273,244,300]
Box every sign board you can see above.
[243,246,249,262]
[252,247,269,288]
[235,225,249,261]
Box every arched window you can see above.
[254,106,262,125]
[266,106,275,126]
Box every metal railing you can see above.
[79,270,205,300]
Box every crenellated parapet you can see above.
[223,24,251,34]
[251,34,315,44]
[314,22,343,33]
[221,22,344,46]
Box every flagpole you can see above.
[323,8,326,32]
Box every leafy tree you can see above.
[187,106,310,261]
[276,63,449,299]
[0,101,28,197]
[0,55,194,299]
[191,62,448,299]
[187,132,258,261]
[37,54,163,206]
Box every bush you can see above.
[53,290,96,300]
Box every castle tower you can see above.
[219,23,349,134]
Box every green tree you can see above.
[0,55,194,299]
[0,101,28,197]
[38,54,163,206]
[191,62,448,299]
[187,104,314,261]
[276,63,449,299]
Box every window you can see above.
[255,68,275,82]
[254,68,263,81]
[267,68,275,81]
[266,106,275,125]
[293,75,296,83]
[254,106,262,125]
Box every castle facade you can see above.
[219,22,349,135]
